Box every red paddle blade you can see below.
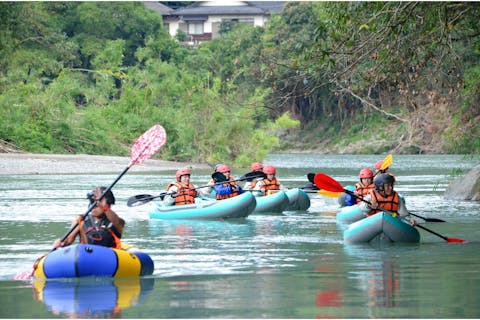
[129,124,167,167]
[313,173,345,193]
[447,237,467,243]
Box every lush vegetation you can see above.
[1,2,479,165]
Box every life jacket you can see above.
[366,190,400,217]
[167,181,197,205]
[216,177,239,200]
[260,177,280,195]
[354,181,374,204]
[82,214,122,249]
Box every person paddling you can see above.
[353,168,375,204]
[163,168,209,205]
[209,164,242,200]
[358,174,417,225]
[53,187,124,249]
[243,162,264,190]
[253,165,284,196]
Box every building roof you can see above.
[144,1,175,15]
[172,1,285,16]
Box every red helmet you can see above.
[176,168,191,181]
[216,164,231,173]
[359,168,373,179]
[263,165,276,175]
[250,162,263,171]
[374,160,385,170]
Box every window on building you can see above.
[188,22,204,35]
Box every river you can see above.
[0,154,479,318]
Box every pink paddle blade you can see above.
[129,124,167,167]
[313,173,345,193]
[13,271,33,280]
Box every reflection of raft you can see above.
[253,190,289,213]
[336,204,365,224]
[284,189,311,211]
[33,244,154,279]
[344,212,420,244]
[149,191,256,219]
[33,277,154,318]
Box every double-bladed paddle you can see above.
[127,171,266,207]
[313,172,466,243]
[306,172,342,198]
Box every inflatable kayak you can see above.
[33,244,154,279]
[253,190,289,213]
[284,188,311,211]
[149,191,256,219]
[343,212,420,244]
[336,204,365,224]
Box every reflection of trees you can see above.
[32,277,154,318]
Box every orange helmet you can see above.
[216,164,231,173]
[176,168,191,181]
[250,162,263,171]
[263,165,276,175]
[359,168,373,179]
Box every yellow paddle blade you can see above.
[381,154,393,170]
[317,190,342,198]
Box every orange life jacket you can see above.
[216,177,239,200]
[366,190,400,217]
[260,177,280,195]
[354,181,375,204]
[167,181,197,205]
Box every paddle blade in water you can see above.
[129,124,167,167]
[313,173,345,193]
[447,237,467,243]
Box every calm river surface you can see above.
[1,154,479,318]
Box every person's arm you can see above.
[214,183,232,196]
[162,185,178,206]
[358,194,373,213]
[53,220,79,248]
[104,208,124,234]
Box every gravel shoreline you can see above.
[0,153,210,175]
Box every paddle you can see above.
[380,154,393,171]
[408,212,445,223]
[313,172,466,243]
[13,125,167,280]
[306,172,343,197]
[127,171,266,207]
[58,124,167,243]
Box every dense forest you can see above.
[1,2,479,167]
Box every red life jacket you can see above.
[167,182,197,205]
[366,190,400,217]
[260,177,280,195]
[354,181,374,203]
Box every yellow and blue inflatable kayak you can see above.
[33,244,154,279]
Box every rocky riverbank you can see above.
[0,153,210,175]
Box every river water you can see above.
[0,154,479,318]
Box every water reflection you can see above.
[32,277,154,318]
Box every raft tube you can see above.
[33,244,154,279]
[344,212,420,244]
[284,188,311,211]
[253,190,289,213]
[149,191,256,220]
